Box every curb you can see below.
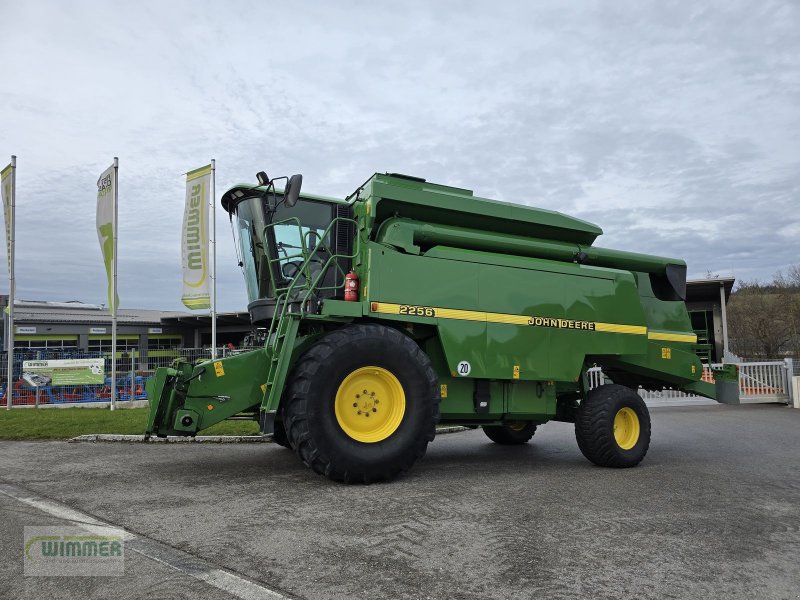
[69,434,271,443]
[435,426,469,435]
[69,426,470,444]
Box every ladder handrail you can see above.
[262,216,359,357]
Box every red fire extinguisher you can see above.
[344,270,359,302]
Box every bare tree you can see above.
[727,266,800,359]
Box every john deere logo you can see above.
[527,316,597,331]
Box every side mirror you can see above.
[284,174,303,208]
[256,171,269,186]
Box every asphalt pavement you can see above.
[1,403,799,600]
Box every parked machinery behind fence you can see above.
[145,171,738,482]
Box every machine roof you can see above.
[223,172,605,245]
[220,184,344,213]
[366,173,604,246]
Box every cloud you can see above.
[0,0,798,311]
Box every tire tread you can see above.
[575,383,651,468]
[284,323,440,483]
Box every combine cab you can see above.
[146,172,737,482]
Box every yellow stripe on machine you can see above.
[594,323,648,335]
[370,301,656,337]
[432,307,487,322]
[648,331,697,343]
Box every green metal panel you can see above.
[367,175,603,245]
[606,343,703,386]
[145,366,182,438]
[377,217,684,276]
[145,350,269,437]
[638,297,693,334]
[366,242,648,383]
[505,381,557,420]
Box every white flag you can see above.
[96,164,118,313]
[1,163,12,275]
[182,165,211,310]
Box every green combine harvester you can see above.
[145,171,737,482]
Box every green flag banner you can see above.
[182,164,211,310]
[96,164,119,313]
[1,163,12,276]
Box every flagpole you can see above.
[6,155,15,410]
[111,156,118,411]
[210,159,217,359]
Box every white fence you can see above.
[588,360,794,407]
[738,361,792,403]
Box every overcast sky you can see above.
[0,1,798,312]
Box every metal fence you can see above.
[737,361,793,402]
[0,347,263,407]
[3,348,794,408]
[588,359,794,406]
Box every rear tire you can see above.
[283,324,440,483]
[575,384,651,468]
[483,422,537,445]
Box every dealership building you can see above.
[0,297,254,371]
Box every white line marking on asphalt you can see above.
[0,482,290,600]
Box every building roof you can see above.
[10,300,187,326]
[0,298,252,329]
[160,312,251,328]
[686,277,736,303]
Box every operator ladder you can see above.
[264,311,300,408]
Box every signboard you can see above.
[96,163,119,313]
[1,162,12,275]
[89,327,107,334]
[22,358,105,387]
[181,164,211,309]
[16,326,36,334]
[148,327,163,334]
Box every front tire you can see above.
[283,324,440,483]
[483,421,537,445]
[575,384,651,468]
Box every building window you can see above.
[147,336,182,350]
[88,338,140,352]
[14,339,78,349]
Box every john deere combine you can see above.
[145,172,736,482]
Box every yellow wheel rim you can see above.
[334,366,406,443]
[507,421,528,432]
[613,407,640,450]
